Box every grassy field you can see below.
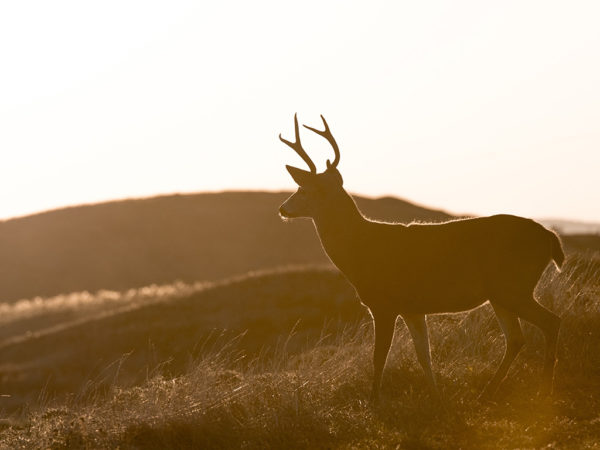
[0,253,598,448]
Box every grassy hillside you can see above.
[0,267,366,413]
[1,254,599,448]
[561,234,600,254]
[0,192,452,303]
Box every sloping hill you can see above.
[562,234,600,254]
[1,256,599,448]
[2,254,597,415]
[0,192,452,303]
[0,267,367,412]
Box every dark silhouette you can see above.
[279,114,565,402]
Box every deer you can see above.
[278,114,564,403]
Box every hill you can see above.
[0,192,451,303]
[0,267,366,412]
[540,218,600,235]
[0,255,599,448]
[561,234,600,254]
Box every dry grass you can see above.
[1,255,599,449]
[0,267,364,413]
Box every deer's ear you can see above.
[326,166,343,186]
[286,165,314,186]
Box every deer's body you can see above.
[316,203,562,316]
[279,114,563,402]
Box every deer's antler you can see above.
[279,113,317,174]
[304,115,340,169]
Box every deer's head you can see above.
[279,114,344,220]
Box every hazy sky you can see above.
[1,1,599,222]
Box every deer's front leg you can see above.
[370,313,397,403]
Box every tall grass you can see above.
[1,255,599,449]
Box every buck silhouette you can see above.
[278,114,564,402]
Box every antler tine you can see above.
[279,113,317,173]
[303,114,340,169]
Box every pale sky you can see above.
[1,1,599,222]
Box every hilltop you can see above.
[0,191,451,303]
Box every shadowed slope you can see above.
[0,192,452,303]
[561,234,600,253]
[0,267,366,412]
[1,255,599,448]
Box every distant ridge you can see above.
[0,191,452,303]
[539,218,600,235]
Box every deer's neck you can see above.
[312,192,366,272]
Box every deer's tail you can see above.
[549,229,565,270]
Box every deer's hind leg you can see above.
[512,297,561,396]
[480,303,525,400]
[403,313,441,400]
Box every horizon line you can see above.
[1,189,599,228]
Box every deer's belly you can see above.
[400,291,486,314]
[354,275,487,315]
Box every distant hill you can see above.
[0,192,452,303]
[539,218,600,235]
[561,234,600,254]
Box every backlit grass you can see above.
[0,254,599,448]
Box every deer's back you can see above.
[349,214,556,314]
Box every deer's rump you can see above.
[353,214,562,315]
